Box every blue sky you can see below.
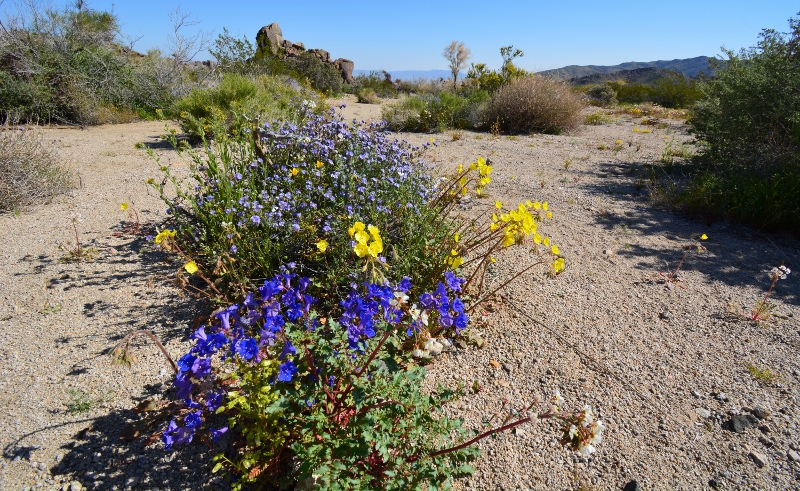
[31,1,800,71]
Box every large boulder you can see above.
[256,23,283,55]
[334,58,355,84]
[255,23,354,84]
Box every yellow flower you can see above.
[457,163,464,173]
[316,240,329,252]
[553,257,565,273]
[316,161,324,169]
[154,229,176,245]
[291,168,300,176]
[367,224,381,240]
[533,201,541,210]
[348,221,366,237]
[615,139,623,145]
[120,203,129,211]
[495,201,503,209]
[700,234,708,240]
[368,238,383,257]
[542,201,549,211]
[354,242,369,258]
[354,230,369,245]
[546,211,553,219]
[183,261,198,274]
[533,233,542,244]
[543,236,551,247]
[551,245,560,255]
[454,232,461,243]
[490,256,496,263]
[525,200,534,208]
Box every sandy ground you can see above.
[1,96,799,491]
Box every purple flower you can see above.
[184,410,203,428]
[398,277,412,292]
[177,353,197,373]
[173,373,194,399]
[419,292,437,310]
[210,426,228,442]
[279,341,297,360]
[278,360,297,382]
[234,337,258,360]
[444,272,464,292]
[251,215,261,225]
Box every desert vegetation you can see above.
[1,4,798,490]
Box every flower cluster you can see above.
[162,272,315,450]
[562,405,605,456]
[162,270,469,452]
[456,157,493,197]
[491,200,564,273]
[348,221,383,259]
[770,265,791,281]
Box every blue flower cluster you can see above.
[162,271,469,451]
[163,273,315,450]
[188,108,435,249]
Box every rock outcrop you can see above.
[255,22,354,84]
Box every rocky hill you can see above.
[539,56,713,80]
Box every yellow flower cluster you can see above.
[445,248,464,269]
[471,157,492,196]
[491,201,565,273]
[349,222,383,258]
[154,229,176,245]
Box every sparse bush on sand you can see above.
[0,129,72,212]
[485,75,584,134]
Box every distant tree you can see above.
[443,41,471,90]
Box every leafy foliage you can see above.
[679,14,800,232]
[173,73,322,139]
[0,2,182,125]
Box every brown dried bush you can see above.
[0,129,73,212]
[484,75,584,134]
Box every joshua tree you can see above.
[443,41,471,90]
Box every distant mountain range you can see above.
[538,56,713,80]
[352,69,459,81]
[355,56,714,83]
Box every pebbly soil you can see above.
[1,95,799,491]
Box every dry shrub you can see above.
[0,129,73,212]
[356,88,381,104]
[485,75,584,134]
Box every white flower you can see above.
[569,424,578,439]
[552,389,565,408]
[391,291,409,307]
[527,410,538,420]
[582,405,594,424]
[412,349,426,358]
[578,444,596,456]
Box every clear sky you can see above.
[19,0,800,71]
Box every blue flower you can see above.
[444,272,465,292]
[398,277,412,292]
[279,341,297,360]
[184,410,203,428]
[278,360,297,382]
[177,353,197,373]
[210,426,228,443]
[173,373,194,399]
[234,337,258,360]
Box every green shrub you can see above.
[586,84,618,106]
[466,46,527,95]
[484,75,584,134]
[0,3,178,125]
[350,71,399,98]
[382,90,488,132]
[285,51,342,94]
[173,73,322,139]
[0,129,73,212]
[356,88,381,104]
[679,14,800,232]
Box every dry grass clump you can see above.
[0,129,73,212]
[484,75,584,134]
[356,88,381,104]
